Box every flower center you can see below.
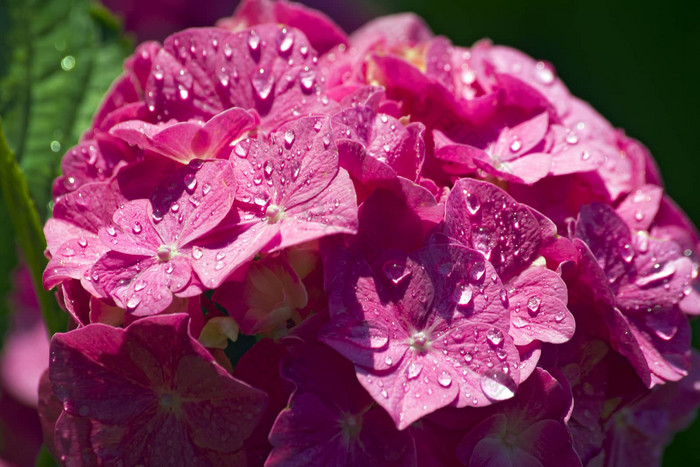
[156,245,173,261]
[265,204,285,224]
[339,413,363,440]
[410,330,431,354]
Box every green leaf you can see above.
[0,118,66,335]
[0,0,131,219]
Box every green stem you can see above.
[0,117,65,336]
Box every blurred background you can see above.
[1,0,698,464]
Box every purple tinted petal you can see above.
[616,185,664,232]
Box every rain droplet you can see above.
[284,130,295,147]
[480,372,516,401]
[634,210,644,222]
[170,203,180,213]
[346,326,390,350]
[134,280,146,292]
[300,69,316,92]
[453,283,473,306]
[184,173,197,193]
[534,61,554,84]
[322,135,331,148]
[132,222,143,234]
[382,260,411,285]
[499,289,508,306]
[464,352,473,363]
[486,328,504,346]
[581,151,592,161]
[106,225,116,236]
[216,251,226,261]
[566,131,579,145]
[191,246,203,260]
[178,86,189,100]
[465,191,481,215]
[437,371,452,387]
[63,247,75,257]
[407,362,423,379]
[527,296,541,313]
[126,295,141,310]
[621,243,635,263]
[202,183,211,195]
[252,68,274,100]
[384,355,393,366]
[509,138,522,152]
[471,262,486,281]
[247,30,261,53]
[278,28,294,54]
[263,160,274,178]
[635,262,677,287]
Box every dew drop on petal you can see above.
[509,138,522,152]
[437,371,452,387]
[184,173,197,192]
[346,326,390,350]
[465,191,481,215]
[278,28,293,54]
[247,30,261,53]
[382,260,411,285]
[132,222,143,234]
[527,296,541,313]
[486,328,504,346]
[534,61,554,84]
[126,295,141,311]
[471,262,486,281]
[78,237,88,248]
[384,355,393,366]
[480,372,516,401]
[407,362,423,380]
[202,183,211,196]
[284,130,295,148]
[252,68,274,101]
[621,243,635,263]
[191,246,203,260]
[453,283,473,306]
[566,131,579,145]
[134,280,146,292]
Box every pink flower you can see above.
[48,314,267,464]
[320,243,520,429]
[90,160,236,315]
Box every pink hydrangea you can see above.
[37,0,700,464]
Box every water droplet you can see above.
[407,362,423,379]
[634,210,645,222]
[132,222,143,234]
[509,138,522,152]
[534,61,554,84]
[499,289,508,306]
[465,191,481,215]
[437,371,452,387]
[527,296,541,313]
[63,247,75,257]
[252,68,274,100]
[300,69,316,92]
[621,243,635,263]
[284,130,295,147]
[202,183,211,195]
[126,295,141,310]
[464,352,473,363]
[78,237,88,248]
[453,283,473,306]
[486,328,504,346]
[471,262,486,281]
[480,372,516,401]
[346,325,390,350]
[566,131,579,145]
[191,246,203,260]
[278,28,294,54]
[170,203,180,213]
[471,226,493,259]
[263,160,274,178]
[153,65,164,80]
[178,86,189,100]
[554,311,565,322]
[165,263,174,274]
[382,260,411,285]
[581,151,592,161]
[384,355,393,366]
[216,251,226,261]
[247,30,261,53]
[635,262,677,287]
[134,280,146,292]
[106,225,116,236]
[322,135,331,148]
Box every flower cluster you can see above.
[40,0,700,465]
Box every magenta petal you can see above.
[43,234,107,291]
[147,25,325,128]
[507,267,575,345]
[445,178,541,278]
[616,185,664,232]
[273,0,348,55]
[192,107,257,157]
[110,119,201,163]
[102,199,163,257]
[150,160,236,247]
